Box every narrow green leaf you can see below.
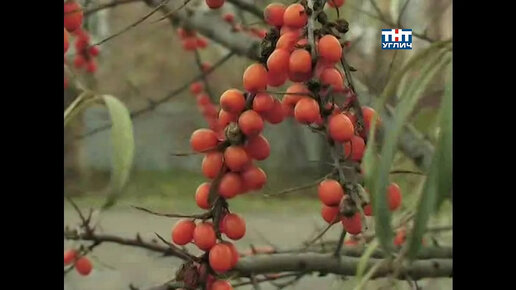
[64,91,97,127]
[101,95,135,209]
[356,239,379,279]
[368,51,452,254]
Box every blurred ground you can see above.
[64,192,451,290]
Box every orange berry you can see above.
[224,146,250,172]
[197,37,209,49]
[193,222,217,251]
[282,83,310,116]
[267,49,290,74]
[75,256,92,276]
[321,205,339,224]
[218,110,238,129]
[190,128,218,152]
[343,135,366,161]
[341,212,362,235]
[220,89,246,114]
[283,3,308,28]
[294,97,320,124]
[182,37,198,51]
[264,3,286,27]
[276,32,300,52]
[223,13,235,23]
[211,280,234,290]
[245,134,270,160]
[209,243,233,272]
[318,179,345,206]
[362,106,382,132]
[262,98,285,124]
[327,0,345,8]
[267,70,288,87]
[252,93,274,114]
[222,213,246,240]
[195,182,211,209]
[320,67,344,91]
[64,28,69,54]
[328,114,355,142]
[314,58,334,78]
[172,219,196,245]
[206,0,225,9]
[64,1,83,32]
[223,242,239,268]
[387,183,402,211]
[238,110,264,136]
[394,228,406,246]
[243,63,268,92]
[318,35,343,63]
[363,204,372,216]
[289,49,312,74]
[241,165,267,190]
[219,173,243,198]
[202,152,224,178]
[190,82,204,95]
[64,249,77,265]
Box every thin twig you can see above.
[132,205,211,219]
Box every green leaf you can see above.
[366,50,452,254]
[356,239,379,279]
[101,95,135,209]
[407,66,452,260]
[64,91,97,127]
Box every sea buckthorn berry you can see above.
[328,114,355,142]
[318,35,343,63]
[197,37,209,49]
[195,182,211,209]
[218,110,238,129]
[243,63,268,92]
[394,228,406,246]
[282,83,310,116]
[64,0,83,32]
[75,256,92,276]
[262,99,285,124]
[318,179,345,206]
[344,135,366,161]
[245,134,270,160]
[64,29,69,54]
[241,165,267,190]
[220,89,246,114]
[341,212,362,235]
[172,219,196,245]
[202,152,224,178]
[223,13,235,23]
[193,222,217,251]
[314,58,335,78]
[182,37,198,51]
[321,205,339,224]
[387,183,402,211]
[190,128,218,152]
[206,0,225,9]
[289,49,312,74]
[86,61,97,73]
[327,0,345,8]
[267,49,290,74]
[283,3,308,28]
[294,97,320,124]
[320,68,344,91]
[267,70,288,87]
[89,46,100,56]
[362,106,382,132]
[209,244,233,272]
[264,3,286,27]
[223,242,239,268]
[211,280,234,290]
[276,32,300,52]
[64,249,77,265]
[252,93,274,114]
[219,173,243,198]
[222,213,246,240]
[363,204,372,216]
[344,111,357,125]
[190,82,204,95]
[224,146,250,172]
[238,110,264,136]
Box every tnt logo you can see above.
[381,29,412,50]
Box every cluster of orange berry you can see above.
[64,0,99,87]
[221,12,268,39]
[178,28,210,51]
[64,249,93,276]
